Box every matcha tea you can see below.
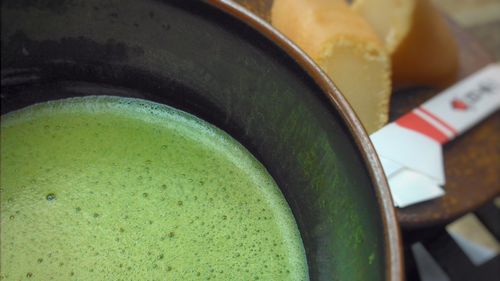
[0,96,308,280]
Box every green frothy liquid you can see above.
[0,96,308,280]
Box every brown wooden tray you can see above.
[232,0,500,229]
[393,20,499,229]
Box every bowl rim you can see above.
[208,1,404,280]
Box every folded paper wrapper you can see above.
[371,64,500,207]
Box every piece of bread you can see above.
[352,0,459,88]
[272,0,391,133]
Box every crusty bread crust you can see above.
[272,0,392,133]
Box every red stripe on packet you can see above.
[419,107,458,136]
[396,112,449,144]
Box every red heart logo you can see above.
[452,99,468,110]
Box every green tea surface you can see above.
[0,96,308,281]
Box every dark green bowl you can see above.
[1,0,402,280]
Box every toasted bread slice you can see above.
[272,0,391,133]
[353,0,459,87]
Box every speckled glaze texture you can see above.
[235,0,499,229]
[1,0,403,280]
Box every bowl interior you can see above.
[1,1,393,280]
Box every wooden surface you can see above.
[393,20,499,229]
[232,0,499,229]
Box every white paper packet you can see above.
[371,64,500,207]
